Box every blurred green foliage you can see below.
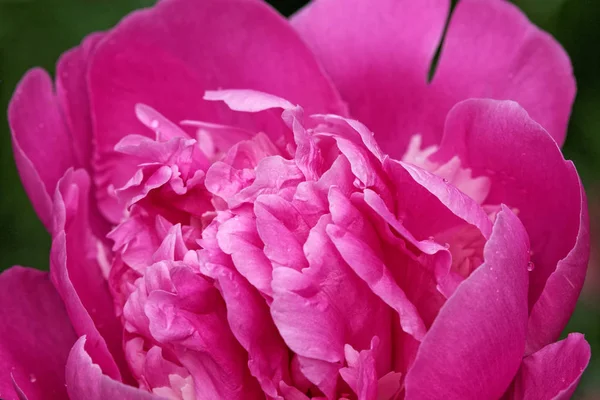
[0,0,599,395]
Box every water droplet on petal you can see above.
[150,119,159,129]
[30,374,37,383]
[527,261,535,272]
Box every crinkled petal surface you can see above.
[89,0,346,222]
[510,333,591,400]
[0,267,77,400]
[292,0,574,156]
[404,208,529,399]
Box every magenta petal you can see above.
[431,0,575,146]
[527,180,589,353]
[292,0,449,157]
[293,0,574,155]
[404,207,529,399]
[434,99,585,346]
[56,33,104,169]
[89,0,345,222]
[8,69,76,230]
[510,334,591,400]
[66,336,162,400]
[51,169,125,381]
[0,267,77,400]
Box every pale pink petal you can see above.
[8,69,76,229]
[434,99,585,348]
[89,0,345,223]
[66,336,162,400]
[0,267,77,400]
[404,207,529,399]
[204,89,295,112]
[510,334,590,400]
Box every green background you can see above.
[1,0,599,396]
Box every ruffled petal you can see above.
[89,0,345,222]
[0,267,77,400]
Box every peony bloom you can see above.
[0,0,590,399]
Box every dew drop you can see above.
[527,261,535,272]
[442,178,449,183]
[150,119,159,129]
[30,374,37,383]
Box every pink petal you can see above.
[66,336,162,400]
[216,213,274,297]
[8,69,76,230]
[509,333,590,400]
[292,0,449,157]
[433,99,585,349]
[51,169,127,381]
[293,0,574,157]
[404,207,529,399]
[201,261,290,397]
[56,32,104,169]
[0,267,77,400]
[89,0,345,223]
[254,194,310,271]
[204,89,295,112]
[339,338,379,400]
[431,0,575,146]
[526,179,589,353]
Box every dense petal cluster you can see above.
[0,0,590,399]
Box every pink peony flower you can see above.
[0,0,590,399]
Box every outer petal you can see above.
[66,336,163,400]
[404,208,529,399]
[0,267,77,400]
[526,180,589,353]
[292,0,574,156]
[510,333,591,400]
[431,0,575,146]
[292,0,449,157]
[8,69,76,230]
[56,32,104,170]
[51,169,126,381]
[89,0,346,222]
[433,99,584,347]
